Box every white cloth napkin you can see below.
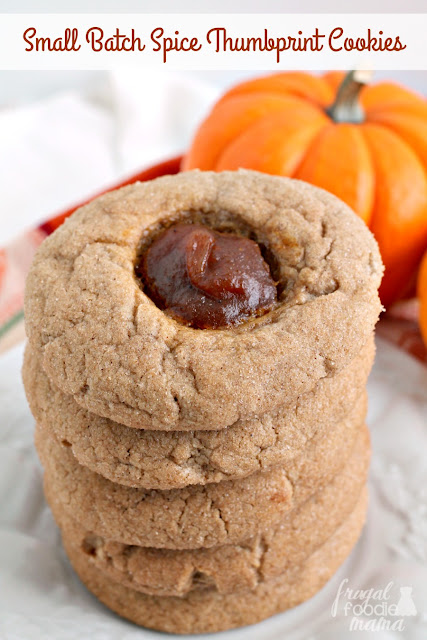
[0,71,426,639]
[0,70,219,246]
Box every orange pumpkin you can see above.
[183,71,427,308]
[417,249,427,346]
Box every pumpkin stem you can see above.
[326,69,372,124]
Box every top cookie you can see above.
[25,170,383,431]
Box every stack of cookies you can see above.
[23,171,383,634]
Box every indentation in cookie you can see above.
[135,221,279,329]
[82,534,103,557]
[191,570,216,591]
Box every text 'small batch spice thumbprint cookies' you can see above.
[23,170,383,634]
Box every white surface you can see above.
[0,338,426,639]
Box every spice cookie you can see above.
[36,401,365,550]
[51,424,370,597]
[63,488,368,634]
[23,337,373,489]
[25,170,383,431]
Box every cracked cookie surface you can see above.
[36,396,366,550]
[23,338,373,489]
[62,488,368,634]
[51,424,370,597]
[25,170,383,431]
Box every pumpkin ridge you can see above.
[366,113,427,171]
[366,101,427,121]
[219,72,333,107]
[361,82,424,110]
[182,93,314,171]
[285,122,332,179]
[295,123,375,225]
[361,122,427,306]
[214,108,328,175]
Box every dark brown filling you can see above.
[136,223,277,329]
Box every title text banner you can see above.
[0,13,425,70]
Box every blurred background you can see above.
[1,70,427,107]
[1,0,426,243]
[0,69,426,246]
